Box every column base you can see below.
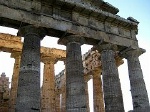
[128,107,150,112]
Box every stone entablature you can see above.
[0,0,139,49]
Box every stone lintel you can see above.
[41,47,66,62]
[0,33,21,42]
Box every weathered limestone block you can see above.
[120,48,150,112]
[96,44,125,112]
[83,50,101,75]
[41,56,56,112]
[0,73,10,99]
[9,52,21,112]
[0,33,22,53]
[83,48,123,75]
[16,25,46,112]
[0,73,10,112]
[58,35,87,112]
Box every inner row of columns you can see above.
[9,25,149,112]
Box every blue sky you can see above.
[105,0,150,42]
[0,1,150,112]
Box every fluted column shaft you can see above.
[97,44,124,112]
[59,35,87,112]
[41,57,56,112]
[122,48,150,112]
[93,69,105,112]
[9,52,21,112]
[16,25,46,112]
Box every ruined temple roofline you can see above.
[0,0,138,31]
[53,0,119,14]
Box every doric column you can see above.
[16,25,46,112]
[96,44,125,112]
[92,68,105,112]
[41,56,56,112]
[58,35,87,112]
[120,48,150,112]
[9,52,21,112]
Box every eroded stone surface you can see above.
[98,44,125,112]
[0,0,149,110]
[0,73,10,112]
[120,48,150,111]
[9,52,21,112]
[16,25,46,112]
[64,36,87,112]
[41,56,56,112]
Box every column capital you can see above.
[58,35,85,45]
[41,55,57,64]
[84,74,92,82]
[92,67,101,77]
[94,43,118,52]
[17,25,46,39]
[120,48,146,59]
[11,52,21,59]
[115,55,124,67]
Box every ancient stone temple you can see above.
[0,0,150,112]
